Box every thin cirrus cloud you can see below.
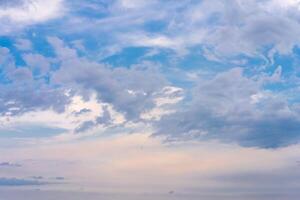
[0,162,21,167]
[54,0,300,61]
[0,177,45,186]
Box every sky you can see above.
[0,0,300,199]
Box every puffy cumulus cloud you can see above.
[0,47,70,119]
[0,36,170,135]
[23,53,51,76]
[0,0,65,34]
[155,68,300,148]
[0,84,69,117]
[49,37,168,121]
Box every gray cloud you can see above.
[49,37,167,121]
[75,106,113,133]
[0,162,21,167]
[73,108,92,116]
[74,120,95,133]
[54,177,65,181]
[1,36,167,134]
[30,176,43,180]
[23,53,51,76]
[0,47,70,118]
[155,68,300,148]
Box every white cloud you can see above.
[0,0,65,34]
[141,86,184,120]
[15,38,32,51]
[92,0,300,61]
[117,0,156,10]
[0,0,64,23]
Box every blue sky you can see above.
[1,0,300,199]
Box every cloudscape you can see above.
[0,0,300,199]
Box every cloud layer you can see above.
[155,68,300,148]
[1,1,300,199]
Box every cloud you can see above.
[0,36,169,134]
[73,108,92,117]
[30,176,43,180]
[49,37,167,121]
[0,47,70,118]
[1,0,300,145]
[14,38,32,51]
[155,0,300,59]
[0,124,67,138]
[0,162,21,167]
[1,131,300,197]
[62,0,300,62]
[23,53,51,75]
[54,176,65,181]
[2,0,299,62]
[75,106,114,133]
[0,177,45,186]
[0,0,65,34]
[115,0,158,10]
[0,0,64,22]
[155,68,300,148]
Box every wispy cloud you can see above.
[0,162,21,167]
[0,177,46,186]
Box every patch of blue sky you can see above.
[272,55,294,74]
[143,20,168,33]
[0,37,26,66]
[102,47,152,67]
[100,46,201,89]
[27,34,56,58]
[143,48,174,62]
[177,46,228,72]
[68,1,110,20]
[262,54,299,89]
[0,37,54,85]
